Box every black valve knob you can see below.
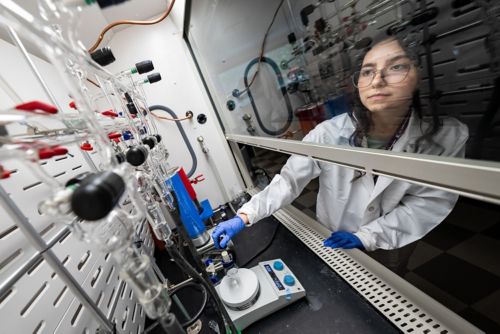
[154,134,162,143]
[127,102,138,115]
[136,60,154,74]
[96,0,130,9]
[71,171,125,221]
[66,172,93,188]
[115,152,126,164]
[142,136,157,149]
[90,47,116,67]
[126,145,149,166]
[147,73,162,84]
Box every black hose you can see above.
[244,56,294,136]
[169,282,208,328]
[149,105,197,177]
[166,195,238,334]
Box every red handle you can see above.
[16,101,58,114]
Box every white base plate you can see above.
[215,259,306,330]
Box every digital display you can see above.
[264,264,284,290]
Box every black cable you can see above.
[168,282,208,328]
[149,105,197,178]
[165,196,238,334]
[244,57,294,136]
[240,222,281,268]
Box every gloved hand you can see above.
[212,216,246,249]
[323,231,364,250]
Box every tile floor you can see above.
[249,147,500,333]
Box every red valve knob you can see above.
[38,148,55,159]
[0,166,10,179]
[80,142,93,151]
[108,132,121,140]
[102,110,119,118]
[52,146,68,156]
[69,101,77,110]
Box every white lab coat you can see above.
[238,112,469,251]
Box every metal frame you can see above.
[227,133,500,205]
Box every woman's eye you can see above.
[360,69,374,77]
[390,63,410,72]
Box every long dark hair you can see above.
[348,35,442,154]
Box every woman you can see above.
[212,36,469,274]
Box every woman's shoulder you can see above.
[436,117,469,142]
[304,113,354,144]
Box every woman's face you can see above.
[358,39,419,114]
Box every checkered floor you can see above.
[249,147,500,333]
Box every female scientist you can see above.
[212,36,468,274]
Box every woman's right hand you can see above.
[211,214,248,249]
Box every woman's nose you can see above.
[371,70,387,88]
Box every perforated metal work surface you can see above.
[267,203,484,334]
[0,144,150,334]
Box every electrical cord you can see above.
[151,111,193,122]
[244,56,294,136]
[244,0,286,91]
[149,105,197,178]
[240,222,281,268]
[166,242,236,334]
[87,0,176,52]
[168,282,208,328]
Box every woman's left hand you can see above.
[323,231,365,250]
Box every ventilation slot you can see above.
[20,282,48,316]
[77,251,91,271]
[23,182,42,191]
[0,249,22,271]
[53,286,67,307]
[0,288,14,306]
[91,266,102,287]
[27,258,44,275]
[71,303,83,326]
[0,225,18,239]
[33,320,45,334]
[53,171,66,178]
[71,165,82,170]
[39,223,55,237]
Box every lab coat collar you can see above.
[335,112,424,204]
[369,112,424,202]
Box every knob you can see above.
[135,60,154,74]
[284,274,295,286]
[146,73,161,84]
[273,261,284,271]
[154,134,162,143]
[142,136,157,149]
[126,146,148,166]
[90,47,115,66]
[71,171,125,221]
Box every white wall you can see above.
[106,16,246,206]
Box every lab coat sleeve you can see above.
[354,127,469,251]
[237,131,323,225]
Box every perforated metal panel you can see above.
[0,144,150,333]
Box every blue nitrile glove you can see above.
[212,216,246,249]
[323,231,364,250]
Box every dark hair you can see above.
[348,35,443,181]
